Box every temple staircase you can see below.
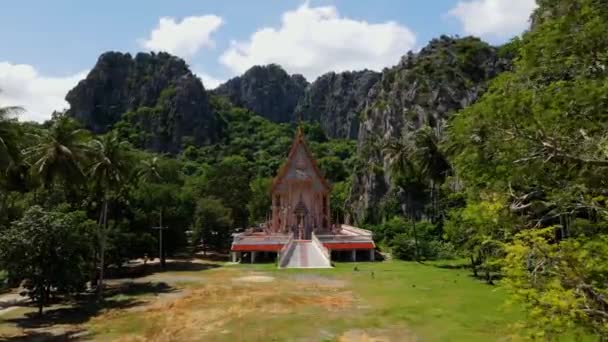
[279,238,331,269]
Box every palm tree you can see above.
[137,156,163,184]
[0,106,23,172]
[413,127,451,222]
[383,133,424,262]
[136,156,167,268]
[24,116,90,189]
[88,131,131,300]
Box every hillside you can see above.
[66,51,223,153]
[347,36,512,223]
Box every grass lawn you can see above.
[0,259,558,341]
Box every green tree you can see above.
[24,116,90,189]
[247,177,272,224]
[88,131,132,299]
[192,197,234,251]
[205,155,252,228]
[0,206,95,315]
[447,0,608,335]
[0,105,23,173]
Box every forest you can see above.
[1,0,608,338]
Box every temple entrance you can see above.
[294,195,311,240]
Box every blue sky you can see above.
[0,0,537,121]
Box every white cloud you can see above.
[194,70,224,89]
[141,15,223,59]
[0,62,87,122]
[220,4,416,81]
[448,0,537,39]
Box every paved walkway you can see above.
[284,241,331,268]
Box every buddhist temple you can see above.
[231,129,375,268]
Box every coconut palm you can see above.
[24,115,90,189]
[88,131,132,299]
[0,106,23,172]
[413,126,451,221]
[136,156,167,268]
[383,133,424,262]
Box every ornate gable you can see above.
[271,129,331,193]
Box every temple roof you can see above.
[271,128,331,192]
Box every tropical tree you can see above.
[88,131,132,299]
[136,156,172,268]
[413,126,451,221]
[192,197,234,252]
[0,206,95,315]
[24,115,90,189]
[383,132,426,261]
[0,105,23,173]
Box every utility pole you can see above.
[152,210,168,269]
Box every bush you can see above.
[391,234,418,260]
[425,240,457,260]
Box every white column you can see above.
[351,250,357,262]
[251,251,257,264]
[370,249,375,262]
[231,251,237,262]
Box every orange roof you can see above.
[271,128,331,192]
[323,242,375,250]
[231,244,284,252]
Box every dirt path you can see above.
[0,291,27,316]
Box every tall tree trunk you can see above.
[470,255,478,277]
[37,281,44,316]
[159,208,166,269]
[97,198,108,301]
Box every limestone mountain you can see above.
[296,70,380,139]
[213,64,309,123]
[65,51,223,153]
[348,36,512,223]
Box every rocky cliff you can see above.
[347,36,511,223]
[65,51,222,153]
[213,64,308,123]
[296,70,380,139]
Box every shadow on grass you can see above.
[433,262,470,270]
[5,281,176,329]
[106,259,221,280]
[0,329,87,342]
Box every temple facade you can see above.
[231,129,375,268]
[270,129,332,239]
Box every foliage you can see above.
[0,206,95,314]
[504,229,608,339]
[247,176,272,224]
[24,115,90,188]
[446,0,608,336]
[0,105,24,172]
[192,197,234,251]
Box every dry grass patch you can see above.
[92,273,354,341]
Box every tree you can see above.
[0,206,95,315]
[247,177,272,224]
[192,197,233,252]
[88,131,132,299]
[0,105,23,173]
[413,126,451,222]
[204,156,252,228]
[383,133,426,261]
[135,155,186,268]
[24,116,90,189]
[447,0,608,336]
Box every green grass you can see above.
[241,261,524,341]
[0,260,542,341]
